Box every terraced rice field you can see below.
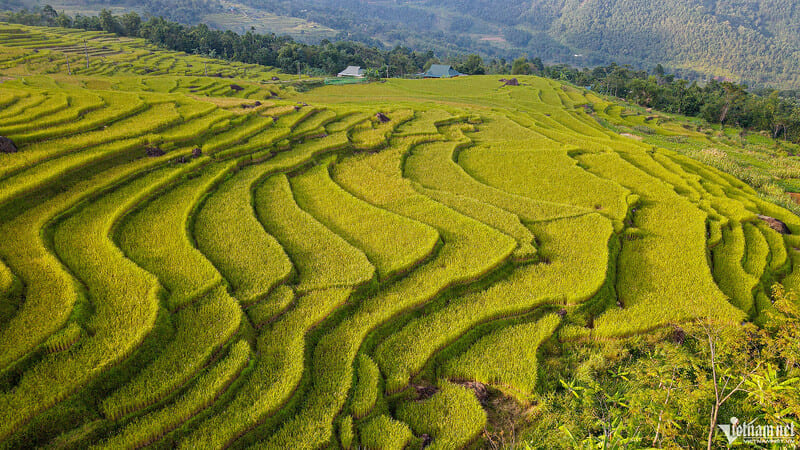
[1,22,798,448]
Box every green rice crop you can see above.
[615,150,701,201]
[0,88,23,109]
[742,222,770,278]
[325,112,370,134]
[210,121,293,160]
[260,185,516,448]
[42,322,83,354]
[756,221,788,271]
[255,174,375,292]
[100,285,241,420]
[377,213,612,392]
[415,185,537,260]
[202,114,275,154]
[0,91,69,126]
[0,100,183,182]
[0,138,146,209]
[0,155,168,371]
[577,151,747,334]
[251,138,519,447]
[331,142,517,277]
[404,142,589,222]
[0,261,16,310]
[193,164,293,305]
[0,167,183,441]
[442,314,561,401]
[781,250,800,294]
[458,146,630,221]
[117,163,231,310]
[2,36,798,447]
[753,197,800,234]
[292,109,338,138]
[95,339,251,449]
[395,108,455,136]
[0,91,105,135]
[179,288,352,449]
[396,381,486,450]
[0,91,46,120]
[713,223,759,314]
[290,161,440,280]
[359,415,413,450]
[350,109,415,150]
[156,108,232,143]
[338,415,354,449]
[246,284,295,328]
[350,354,380,418]
[8,90,148,144]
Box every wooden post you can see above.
[204,63,208,76]
[84,40,89,69]
[65,54,71,75]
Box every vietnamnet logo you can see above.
[718,417,796,445]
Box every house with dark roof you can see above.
[420,64,463,78]
[337,66,365,78]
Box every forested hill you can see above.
[3,0,800,87]
[220,0,800,89]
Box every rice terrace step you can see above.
[0,18,798,450]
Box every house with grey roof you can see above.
[337,66,365,78]
[420,64,463,78]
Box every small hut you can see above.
[337,66,365,78]
[419,64,463,78]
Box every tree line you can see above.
[2,7,798,142]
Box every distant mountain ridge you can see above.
[7,0,800,88]
[234,0,800,89]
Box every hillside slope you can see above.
[9,0,800,87]
[1,22,799,448]
[215,0,800,88]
